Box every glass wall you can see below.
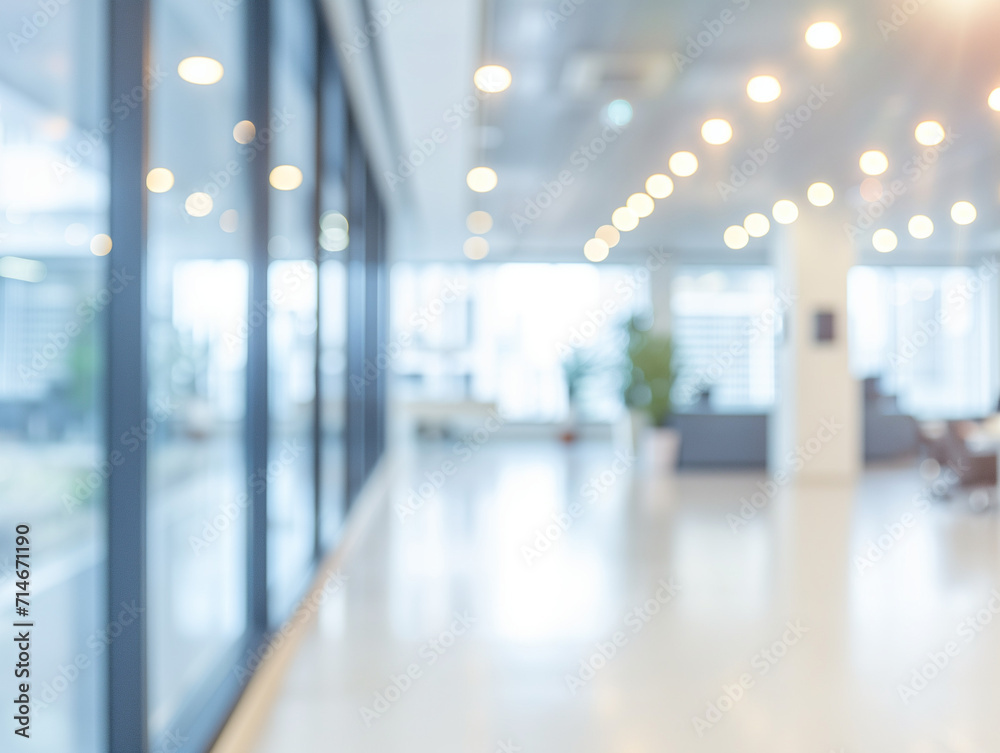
[146,0,252,739]
[0,2,109,751]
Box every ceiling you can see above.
[377,0,1000,265]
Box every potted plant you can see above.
[622,318,680,470]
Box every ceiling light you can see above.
[584,238,610,262]
[701,119,733,145]
[626,192,655,218]
[724,226,749,250]
[463,237,489,260]
[746,75,781,103]
[914,121,945,146]
[467,210,493,234]
[270,165,303,191]
[951,201,977,225]
[989,88,1000,112]
[772,200,799,225]
[90,234,114,256]
[645,174,674,199]
[473,65,512,93]
[145,167,174,193]
[668,151,698,177]
[807,182,834,207]
[872,229,898,253]
[177,56,224,85]
[744,213,770,238]
[908,215,934,239]
[184,193,213,217]
[595,225,620,248]
[860,150,888,176]
[233,120,256,144]
[467,167,498,193]
[606,99,633,127]
[220,210,239,233]
[805,22,842,50]
[611,207,639,232]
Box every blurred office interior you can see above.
[1,0,1000,751]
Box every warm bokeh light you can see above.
[724,225,749,250]
[860,178,884,202]
[645,174,674,199]
[744,213,770,238]
[220,209,239,233]
[584,238,610,263]
[463,236,489,260]
[611,207,639,232]
[145,167,174,193]
[185,192,213,217]
[627,192,655,218]
[177,56,224,85]
[233,120,256,144]
[873,229,898,253]
[668,151,698,177]
[806,22,842,50]
[473,65,512,93]
[951,201,977,225]
[595,224,621,248]
[772,200,799,225]
[989,88,1000,112]
[90,234,113,256]
[701,119,733,145]
[908,215,934,239]
[746,75,781,103]
[914,121,945,146]
[467,210,494,234]
[860,150,889,176]
[807,182,835,207]
[270,165,303,190]
[467,167,498,193]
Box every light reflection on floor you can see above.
[252,440,1000,753]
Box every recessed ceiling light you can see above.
[772,200,799,225]
[463,236,489,260]
[220,210,239,234]
[744,213,770,238]
[596,225,620,248]
[467,211,493,234]
[951,201,977,225]
[233,120,256,144]
[89,234,113,257]
[645,174,674,199]
[473,65,512,93]
[269,165,303,190]
[146,167,174,193]
[724,225,749,250]
[989,88,1000,112]
[914,121,945,146]
[584,238,610,262]
[807,182,835,207]
[873,229,898,253]
[611,207,639,232]
[701,119,733,145]
[606,99,633,127]
[184,192,213,217]
[806,22,842,50]
[467,167,498,193]
[860,150,889,176]
[908,215,934,239]
[668,151,698,177]
[626,192,655,218]
[746,75,781,103]
[177,56,224,85]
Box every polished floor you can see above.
[252,440,1000,753]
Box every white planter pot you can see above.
[642,426,681,472]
